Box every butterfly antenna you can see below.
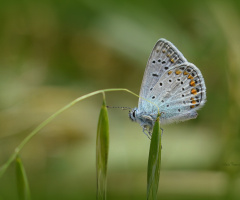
[106,106,132,110]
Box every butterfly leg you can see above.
[160,128,164,137]
[143,127,163,149]
[142,127,151,139]
[160,128,164,149]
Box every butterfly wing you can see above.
[138,38,188,112]
[147,62,206,124]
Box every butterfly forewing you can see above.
[138,39,188,112]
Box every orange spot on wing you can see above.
[190,105,195,109]
[191,88,197,95]
[183,71,189,75]
[168,71,172,75]
[190,80,195,86]
[170,58,175,63]
[188,75,194,79]
[191,100,197,104]
[175,70,182,75]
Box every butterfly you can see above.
[129,38,206,137]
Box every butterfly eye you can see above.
[133,110,136,118]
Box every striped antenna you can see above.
[106,106,132,110]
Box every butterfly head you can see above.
[129,108,137,122]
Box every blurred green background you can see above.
[0,0,240,199]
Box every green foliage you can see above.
[15,155,31,200]
[0,89,138,199]
[96,93,109,200]
[147,116,161,200]
[0,88,133,179]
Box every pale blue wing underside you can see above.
[137,39,206,125]
[138,38,187,112]
[145,63,206,124]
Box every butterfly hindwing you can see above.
[146,62,206,124]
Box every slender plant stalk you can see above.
[0,87,163,200]
[16,155,31,200]
[147,115,162,200]
[0,88,138,178]
[96,93,109,200]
